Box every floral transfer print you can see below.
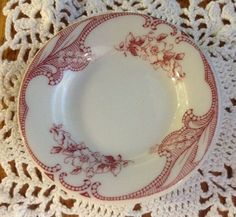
[116,31,185,80]
[50,124,132,178]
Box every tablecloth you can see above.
[0,0,236,217]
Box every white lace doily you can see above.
[0,0,236,217]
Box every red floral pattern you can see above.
[50,124,132,178]
[18,13,218,201]
[116,32,185,80]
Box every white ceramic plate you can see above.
[18,12,218,202]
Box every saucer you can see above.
[18,12,218,202]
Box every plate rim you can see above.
[17,11,221,205]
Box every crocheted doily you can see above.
[0,0,235,217]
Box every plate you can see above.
[18,12,218,202]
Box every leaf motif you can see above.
[52,24,87,54]
[64,156,74,164]
[160,61,171,72]
[71,167,82,175]
[104,155,116,163]
[194,127,209,162]
[175,53,185,60]
[96,164,110,174]
[37,35,60,64]
[40,64,57,75]
[119,42,124,50]
[156,33,168,42]
[111,164,122,176]
[134,36,145,46]
[129,46,138,56]
[125,32,135,45]
[50,146,62,154]
[163,51,175,61]
[122,160,130,167]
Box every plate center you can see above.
[55,53,177,158]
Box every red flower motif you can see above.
[150,46,159,55]
[86,167,95,178]
[126,33,145,56]
[79,155,89,163]
[116,31,185,80]
[50,124,133,179]
[102,155,116,164]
